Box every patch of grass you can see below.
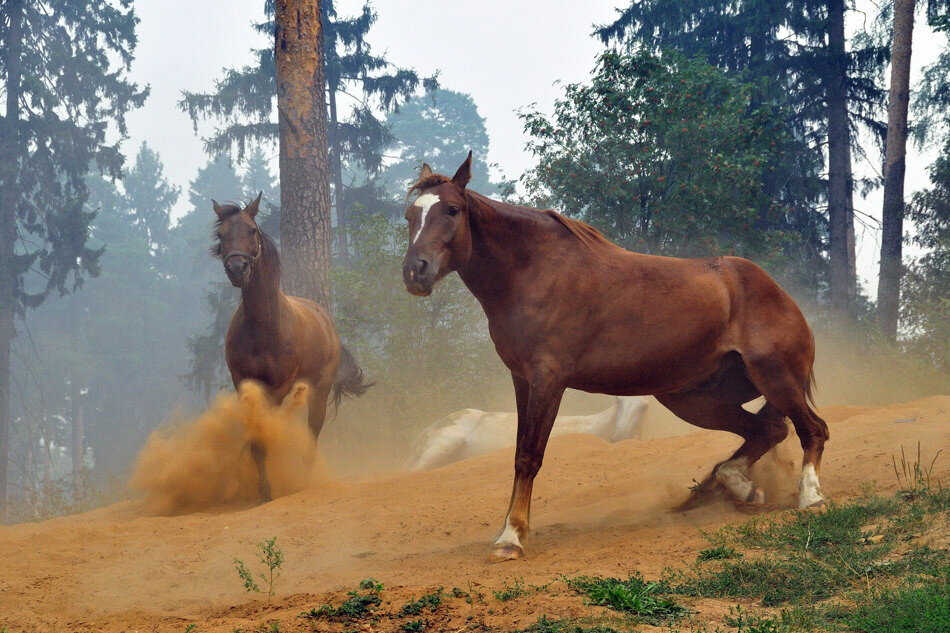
[724,606,789,632]
[399,587,443,616]
[566,574,690,623]
[518,615,625,633]
[301,579,383,621]
[892,442,942,501]
[401,619,427,632]
[697,545,741,562]
[493,578,528,601]
[847,579,950,633]
[671,492,950,606]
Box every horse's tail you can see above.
[331,345,374,413]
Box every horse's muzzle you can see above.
[402,255,434,296]
[225,256,251,287]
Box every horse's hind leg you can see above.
[249,440,272,502]
[656,391,788,508]
[744,356,829,508]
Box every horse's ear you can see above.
[245,191,263,218]
[452,151,473,189]
[419,162,433,180]
[212,199,224,218]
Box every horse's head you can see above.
[401,152,475,296]
[212,192,263,288]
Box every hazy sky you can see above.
[123,1,945,297]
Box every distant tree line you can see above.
[2,0,949,521]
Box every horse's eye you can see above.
[250,227,258,235]
[447,206,459,217]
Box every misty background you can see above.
[3,0,949,521]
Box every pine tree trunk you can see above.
[0,0,25,520]
[878,0,916,340]
[826,0,857,316]
[275,0,333,309]
[328,86,348,259]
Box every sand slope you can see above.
[0,396,947,632]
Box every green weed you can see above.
[848,579,950,633]
[517,615,625,633]
[401,619,427,632]
[302,579,383,620]
[566,574,689,623]
[399,587,443,616]
[493,578,528,601]
[234,536,284,599]
[697,545,741,562]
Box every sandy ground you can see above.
[0,396,947,632]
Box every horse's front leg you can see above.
[489,369,565,562]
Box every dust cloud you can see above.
[129,380,325,515]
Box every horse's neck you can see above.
[457,195,544,305]
[239,260,284,329]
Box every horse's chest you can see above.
[227,331,298,385]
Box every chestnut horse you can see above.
[401,153,829,562]
[213,194,371,502]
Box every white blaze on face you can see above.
[798,463,824,508]
[412,193,441,244]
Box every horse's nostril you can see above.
[418,259,429,276]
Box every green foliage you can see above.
[520,50,819,285]
[493,578,527,602]
[303,579,383,620]
[399,587,443,615]
[903,137,950,372]
[724,606,788,632]
[382,89,499,197]
[518,616,625,633]
[401,619,426,632]
[892,443,943,500]
[672,492,950,606]
[848,579,950,633]
[234,537,283,599]
[697,545,741,562]
[565,574,689,622]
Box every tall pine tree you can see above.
[0,0,147,517]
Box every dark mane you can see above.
[213,203,243,223]
[406,174,451,200]
[465,190,614,251]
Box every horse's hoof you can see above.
[803,499,827,512]
[746,486,766,504]
[488,542,524,563]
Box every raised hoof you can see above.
[488,542,524,563]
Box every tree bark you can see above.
[878,0,916,340]
[0,0,25,520]
[826,0,857,316]
[275,0,333,309]
[70,376,84,500]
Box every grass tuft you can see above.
[565,574,689,623]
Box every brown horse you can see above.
[213,194,371,502]
[401,153,829,562]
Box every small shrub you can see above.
[234,537,284,599]
[400,587,443,616]
[493,578,527,601]
[401,619,426,632]
[518,615,625,633]
[892,443,942,500]
[566,574,689,623]
[302,579,383,620]
[697,545,741,562]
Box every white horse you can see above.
[409,397,649,471]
